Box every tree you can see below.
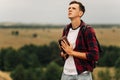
[24,68,38,80]
[11,30,19,36]
[11,64,26,80]
[11,65,43,80]
[44,62,62,80]
[3,48,19,71]
[32,33,37,38]
[36,45,51,66]
[98,46,120,67]
[0,50,5,70]
[49,41,64,66]
[17,50,40,69]
[115,57,120,68]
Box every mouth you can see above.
[68,13,72,16]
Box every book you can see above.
[58,36,70,54]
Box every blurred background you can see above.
[0,0,120,80]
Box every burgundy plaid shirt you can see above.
[62,20,99,74]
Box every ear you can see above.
[79,11,83,17]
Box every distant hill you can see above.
[0,22,65,28]
[0,22,120,28]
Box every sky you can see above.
[0,0,120,25]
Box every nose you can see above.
[68,8,72,12]
[69,8,71,10]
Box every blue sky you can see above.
[0,0,120,24]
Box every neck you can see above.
[71,18,81,29]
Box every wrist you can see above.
[70,50,74,56]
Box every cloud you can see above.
[0,0,120,24]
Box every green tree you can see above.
[11,64,26,80]
[49,41,64,66]
[32,33,37,38]
[36,45,51,66]
[11,31,19,36]
[3,48,19,71]
[0,49,5,70]
[98,46,120,67]
[115,57,120,68]
[11,65,43,80]
[17,50,40,69]
[44,62,62,80]
[24,68,38,80]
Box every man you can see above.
[60,1,99,80]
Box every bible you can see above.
[58,36,70,59]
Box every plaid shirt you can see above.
[62,20,99,74]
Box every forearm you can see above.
[70,50,87,60]
[60,40,87,60]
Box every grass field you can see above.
[0,27,120,80]
[0,28,62,49]
[0,27,120,49]
[93,67,115,80]
[95,27,120,47]
[0,67,115,80]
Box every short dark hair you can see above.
[69,1,85,13]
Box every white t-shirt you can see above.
[63,27,80,75]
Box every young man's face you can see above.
[68,3,83,19]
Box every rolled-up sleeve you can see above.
[85,27,99,61]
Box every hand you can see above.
[61,40,74,56]
[60,52,69,60]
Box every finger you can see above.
[61,46,65,50]
[62,40,68,45]
[61,41,66,47]
[61,52,64,56]
[63,54,67,59]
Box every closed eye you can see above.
[68,7,76,10]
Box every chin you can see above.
[68,17,73,20]
[68,16,72,18]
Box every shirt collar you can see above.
[68,20,86,29]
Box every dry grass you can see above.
[0,71,12,80]
[95,27,120,47]
[93,67,115,80]
[0,28,120,49]
[0,28,63,49]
